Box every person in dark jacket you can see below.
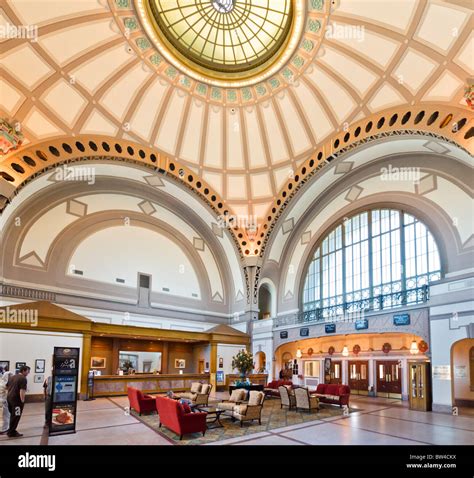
[5,365,30,438]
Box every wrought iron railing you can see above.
[274,285,429,328]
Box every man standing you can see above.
[0,366,13,434]
[5,365,30,438]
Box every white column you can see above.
[342,359,348,385]
[401,358,408,401]
[368,358,375,395]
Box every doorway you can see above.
[198,360,205,374]
[349,361,369,395]
[328,360,342,384]
[408,362,432,411]
[376,360,402,398]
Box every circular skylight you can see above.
[146,0,293,76]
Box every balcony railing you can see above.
[274,285,429,328]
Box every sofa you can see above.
[127,387,156,415]
[155,396,207,440]
[311,384,350,407]
[217,388,247,412]
[175,382,212,406]
[264,380,293,398]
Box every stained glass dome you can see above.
[145,0,294,78]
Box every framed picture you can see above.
[34,374,44,384]
[15,362,26,373]
[174,359,186,369]
[218,357,224,369]
[35,359,45,374]
[324,358,332,374]
[0,360,9,372]
[90,357,106,369]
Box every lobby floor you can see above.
[1,395,473,446]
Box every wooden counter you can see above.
[225,374,268,387]
[91,373,210,397]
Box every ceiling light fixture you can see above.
[410,339,419,355]
[342,345,349,357]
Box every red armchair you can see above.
[311,384,350,407]
[127,387,156,415]
[156,396,207,440]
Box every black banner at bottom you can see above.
[0,445,471,476]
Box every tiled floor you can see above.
[0,395,472,446]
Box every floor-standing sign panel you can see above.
[49,347,80,436]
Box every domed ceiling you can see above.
[1,0,473,224]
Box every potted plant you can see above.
[232,349,254,384]
[122,360,134,374]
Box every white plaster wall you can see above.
[217,344,245,383]
[0,328,83,396]
[68,225,202,299]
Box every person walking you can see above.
[5,365,30,438]
[0,366,13,434]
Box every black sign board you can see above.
[280,331,288,339]
[325,323,336,334]
[394,313,410,326]
[49,347,80,436]
[300,327,309,337]
[355,318,369,331]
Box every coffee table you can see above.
[193,406,224,429]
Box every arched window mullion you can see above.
[342,218,347,314]
[368,211,374,311]
[400,210,407,306]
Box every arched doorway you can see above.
[258,279,276,320]
[255,351,266,373]
[451,338,474,414]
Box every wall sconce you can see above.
[342,345,349,357]
[410,339,419,355]
[296,348,302,359]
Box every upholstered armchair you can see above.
[217,388,247,413]
[294,387,319,412]
[278,385,296,410]
[194,383,212,406]
[176,382,212,405]
[127,387,156,415]
[232,391,265,427]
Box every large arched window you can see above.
[302,209,441,317]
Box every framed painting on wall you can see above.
[15,362,26,373]
[0,360,10,372]
[218,357,223,368]
[90,357,106,369]
[35,359,45,373]
[175,359,186,369]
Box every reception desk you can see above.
[92,373,210,397]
